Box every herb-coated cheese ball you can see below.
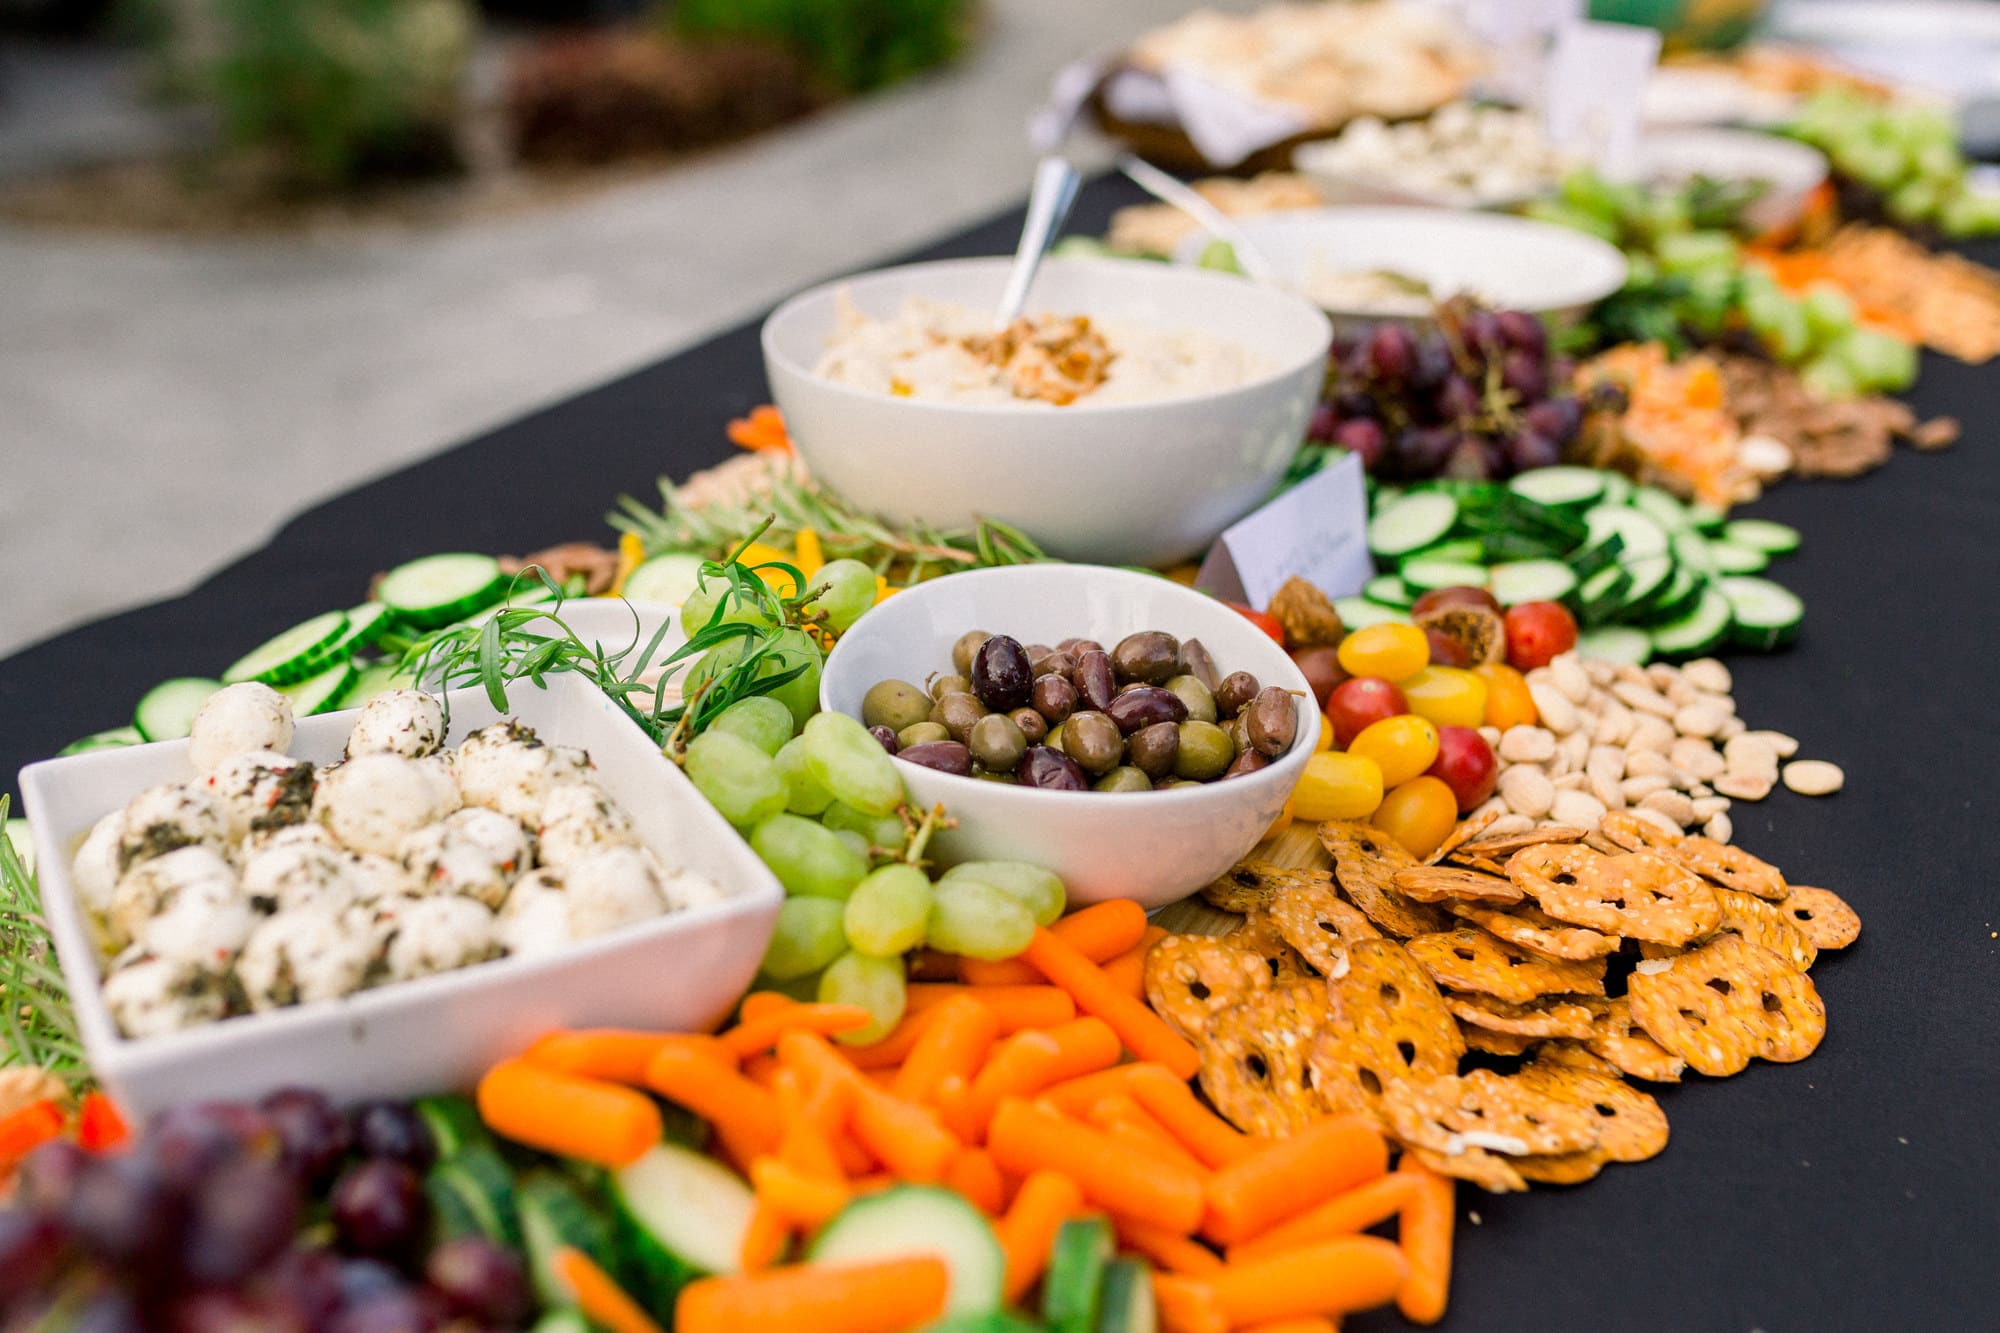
[344,689,445,761]
[312,753,460,858]
[189,682,295,775]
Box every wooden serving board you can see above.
[1152,819,1332,937]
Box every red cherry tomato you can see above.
[1421,627,1470,669]
[1327,676,1409,749]
[1503,601,1579,671]
[1426,725,1498,812]
[1289,646,1350,709]
[1227,602,1287,646]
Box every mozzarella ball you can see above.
[246,821,337,855]
[235,909,376,1010]
[117,782,230,875]
[313,754,460,857]
[72,809,127,920]
[534,782,636,871]
[399,807,533,909]
[383,895,497,981]
[348,851,417,905]
[240,839,362,917]
[496,869,572,960]
[344,689,446,761]
[564,846,667,941]
[102,950,229,1039]
[199,749,315,841]
[108,844,239,953]
[454,722,592,821]
[188,682,295,775]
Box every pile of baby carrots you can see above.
[475,898,1456,1332]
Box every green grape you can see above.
[940,861,1066,928]
[688,626,823,729]
[710,695,795,756]
[831,829,871,861]
[750,812,869,900]
[1798,354,1858,402]
[802,559,879,634]
[1832,327,1917,394]
[683,730,787,828]
[821,801,909,854]
[680,572,778,638]
[802,712,904,816]
[819,950,907,1045]
[842,864,933,958]
[762,897,849,980]
[775,736,835,816]
[927,880,1036,961]
[1800,284,1856,350]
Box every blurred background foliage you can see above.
[672,0,973,96]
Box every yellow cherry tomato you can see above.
[1400,666,1489,729]
[1314,713,1336,752]
[1336,623,1429,683]
[1292,751,1385,821]
[1345,714,1440,788]
[1473,662,1536,731]
[1372,775,1459,859]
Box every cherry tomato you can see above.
[1426,725,1498,812]
[1421,627,1471,669]
[1503,601,1578,671]
[1372,775,1459,859]
[1314,713,1336,752]
[1228,602,1287,646]
[1346,714,1441,788]
[1264,794,1295,841]
[1292,750,1385,821]
[1327,677,1409,748]
[1400,666,1489,729]
[1336,622,1430,682]
[1411,585,1502,617]
[1290,646,1349,709]
[1473,662,1537,730]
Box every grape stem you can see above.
[898,802,954,870]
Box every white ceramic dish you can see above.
[761,257,1332,569]
[18,673,782,1115]
[1171,207,1628,325]
[818,565,1314,910]
[1637,128,1829,233]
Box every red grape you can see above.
[1328,677,1409,748]
[147,1104,270,1189]
[425,1237,534,1325]
[1426,725,1499,812]
[1435,374,1480,423]
[1441,437,1493,480]
[329,1161,426,1262]
[334,1257,405,1309]
[16,1137,91,1213]
[1411,586,1503,617]
[1495,310,1548,358]
[0,1209,65,1303]
[65,1152,183,1273]
[1504,429,1562,473]
[1504,602,1579,670]
[1524,397,1583,445]
[170,1288,311,1333]
[1412,336,1451,391]
[261,1087,351,1188]
[1460,310,1504,360]
[63,1289,146,1333]
[261,1247,346,1330]
[1332,418,1386,469]
[349,1103,434,1172]
[1501,350,1547,401]
[1307,402,1339,442]
[1394,426,1456,477]
[1366,324,1417,383]
[181,1157,301,1285]
[328,1287,447,1333]
[1289,646,1349,709]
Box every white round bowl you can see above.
[1637,128,1830,234]
[761,257,1332,569]
[819,565,1315,910]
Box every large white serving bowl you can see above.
[761,257,1332,569]
[1637,128,1830,234]
[819,565,1315,910]
[18,673,781,1115]
[1173,207,1628,324]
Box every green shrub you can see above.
[671,0,971,95]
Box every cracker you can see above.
[1450,823,1590,861]
[1627,935,1826,1077]
[1448,900,1621,961]
[1460,1026,1537,1057]
[1318,820,1451,939]
[1197,983,1332,1137]
[1201,859,1318,915]
[1406,928,1608,1004]
[1582,997,1688,1083]
[1660,835,1788,901]
[1597,809,1683,853]
[1229,910,1310,984]
[1428,810,1500,865]
[1394,865,1526,906]
[1444,993,1598,1040]
[1514,1061,1669,1163]
[1510,847,1721,946]
[1780,885,1861,950]
[1143,934,1273,1044]
[1411,1145,1526,1194]
[1266,877,1382,977]
[1381,1069,1602,1159]
[1307,939,1463,1126]
[1513,1149,1607,1185]
[1532,1041,1626,1079]
[1713,885,1818,972]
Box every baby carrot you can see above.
[851,1082,960,1183]
[1021,928,1199,1079]
[1395,1152,1454,1326]
[1153,1273,1228,1333]
[1203,1114,1387,1245]
[1126,1065,1256,1170]
[1101,925,1169,1000]
[676,1256,950,1333]
[960,900,1150,985]
[987,1098,1205,1234]
[645,1044,782,1164]
[995,1169,1085,1302]
[0,1100,64,1164]
[1037,1065,1148,1118]
[739,990,796,1025]
[1240,1320,1338,1333]
[843,1009,934,1069]
[525,1030,672,1085]
[1226,1173,1421,1264]
[477,1059,661,1167]
[906,983,1077,1032]
[554,1247,667,1333]
[1117,1220,1224,1276]
[1209,1235,1409,1325]
[750,1157,852,1228]
[740,1196,789,1272]
[891,994,999,1105]
[945,1147,1007,1216]
[723,1003,874,1059]
[950,1030,1062,1142]
[1089,1096,1206,1176]
[772,1070,844,1181]
[742,1053,781,1087]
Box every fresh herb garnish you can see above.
[0,795,87,1079]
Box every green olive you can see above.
[863,679,933,733]
[929,672,974,702]
[1173,720,1235,781]
[1092,766,1153,793]
[951,631,992,677]
[1164,674,1218,724]
[1062,710,1125,775]
[968,713,1028,773]
[898,721,950,748]
[931,691,988,743]
[1157,779,1202,790]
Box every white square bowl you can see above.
[17,672,781,1117]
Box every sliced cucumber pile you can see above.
[808,1185,1005,1316]
[1361,478,1804,663]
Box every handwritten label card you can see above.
[1196,453,1373,608]
[1543,20,1662,179]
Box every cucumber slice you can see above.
[924,1314,1046,1333]
[809,1185,1004,1316]
[521,1171,620,1309]
[223,611,349,686]
[1686,501,1728,533]
[3,819,31,876]
[321,603,392,661]
[1640,565,1701,625]
[1567,535,1624,584]
[623,551,708,606]
[529,1315,592,1333]
[1619,555,1676,610]
[1401,538,1484,566]
[1584,506,1669,562]
[1487,560,1578,606]
[1719,576,1804,651]
[277,659,358,717]
[378,553,506,629]
[59,726,144,756]
[1650,587,1734,658]
[1045,1216,1115,1333]
[1707,541,1770,575]
[338,660,414,710]
[414,1095,492,1160]
[612,1143,754,1294]
[1362,573,1415,609]
[1722,518,1801,554]
[1506,466,1607,510]
[133,677,223,742]
[426,1172,485,1245]
[1598,472,1635,507]
[1366,493,1459,558]
[1576,564,1633,628]
[1631,486,1692,533]
[1332,598,1411,630]
[1397,559,1491,593]
[1576,626,1653,665]
[1095,1258,1157,1333]
[427,1143,521,1248]
[1672,530,1717,576]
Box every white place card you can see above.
[1543,20,1663,179]
[1196,452,1373,609]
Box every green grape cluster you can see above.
[1788,90,2000,238]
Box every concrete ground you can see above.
[0,2,1236,658]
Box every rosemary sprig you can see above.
[0,795,88,1078]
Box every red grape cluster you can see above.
[1308,309,1601,481]
[0,1090,534,1332]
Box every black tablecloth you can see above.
[7,178,1999,1330]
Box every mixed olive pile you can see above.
[859,629,1299,792]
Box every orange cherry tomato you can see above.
[1473,662,1537,731]
[1265,794,1296,841]
[1336,623,1429,683]
[1345,714,1441,788]
[1400,666,1489,729]
[1371,776,1460,859]
[1292,751,1385,821]
[1314,713,1337,752]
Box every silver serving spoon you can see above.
[1115,153,1285,287]
[993,156,1082,328]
